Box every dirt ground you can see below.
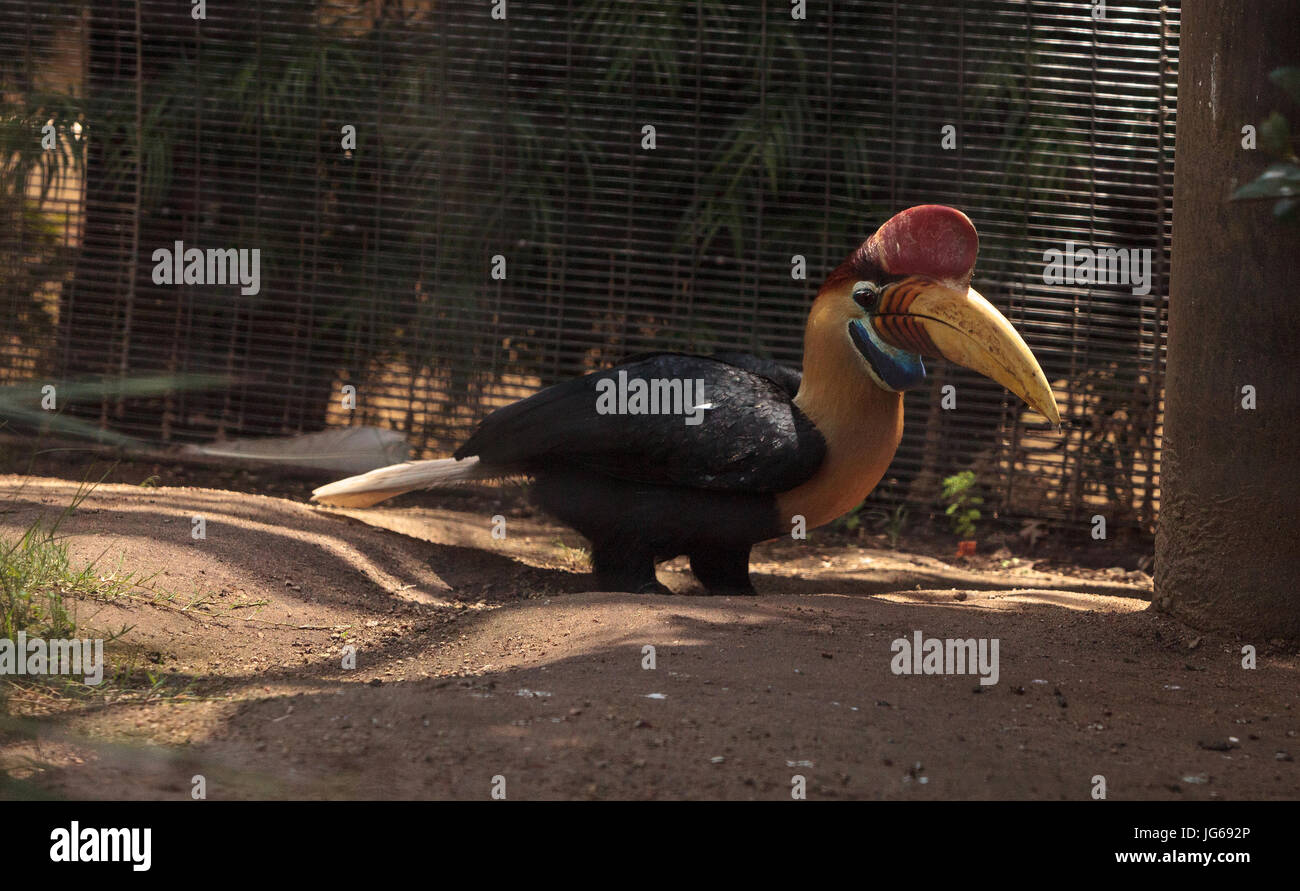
[0,467,1296,801]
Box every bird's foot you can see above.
[704,583,757,596]
[593,572,673,595]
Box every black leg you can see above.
[689,546,755,595]
[591,544,670,594]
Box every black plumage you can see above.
[454,353,825,593]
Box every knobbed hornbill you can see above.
[313,205,1060,595]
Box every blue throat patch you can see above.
[848,319,927,392]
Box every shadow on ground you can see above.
[0,476,1295,800]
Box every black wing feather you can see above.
[455,354,823,493]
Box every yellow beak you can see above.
[873,277,1061,426]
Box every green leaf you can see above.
[1259,111,1292,158]
[1270,67,1300,106]
[1275,197,1298,219]
[1232,162,1300,200]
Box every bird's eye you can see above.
[852,281,882,312]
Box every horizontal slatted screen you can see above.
[0,0,1176,529]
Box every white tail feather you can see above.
[311,456,493,508]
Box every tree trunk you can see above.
[1154,0,1300,638]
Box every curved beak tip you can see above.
[885,280,1061,430]
[1032,392,1063,430]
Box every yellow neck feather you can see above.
[776,294,904,530]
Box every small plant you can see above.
[940,471,984,540]
[831,502,872,538]
[0,515,77,641]
[551,538,589,567]
[868,504,909,549]
[0,479,146,640]
[1019,518,1047,550]
[834,508,864,536]
[832,501,907,548]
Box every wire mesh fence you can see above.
[0,0,1177,531]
